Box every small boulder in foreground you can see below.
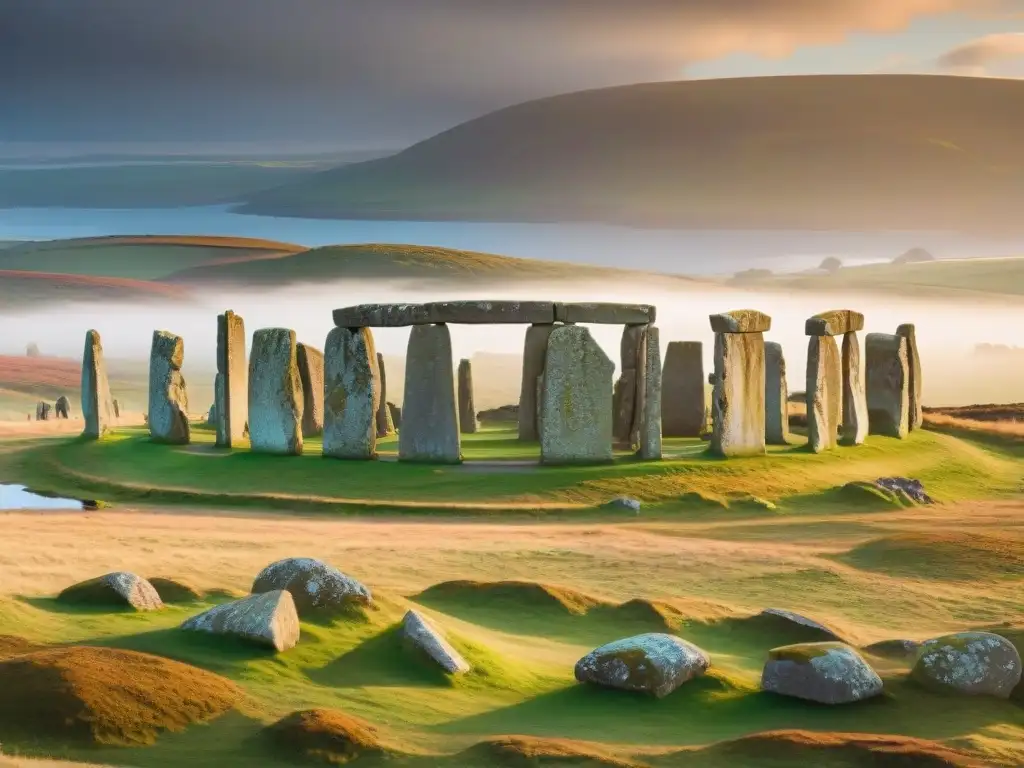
[911,632,1021,699]
[251,557,372,618]
[402,610,470,675]
[574,632,710,698]
[57,572,164,612]
[761,642,883,704]
[181,590,300,652]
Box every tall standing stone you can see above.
[323,327,381,459]
[840,332,869,446]
[805,310,867,450]
[708,311,770,457]
[375,353,395,437]
[215,310,247,447]
[638,326,662,460]
[764,341,789,445]
[613,325,647,446]
[458,359,478,434]
[896,324,923,430]
[296,343,325,437]
[399,324,461,463]
[866,333,910,438]
[539,325,614,464]
[518,323,557,441]
[81,329,114,440]
[248,328,303,455]
[661,341,705,437]
[148,330,190,444]
[805,335,841,453]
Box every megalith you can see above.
[375,353,395,437]
[764,341,789,445]
[323,327,381,459]
[248,328,303,455]
[805,335,841,453]
[896,324,923,430]
[841,332,869,446]
[539,325,614,464]
[638,326,662,460]
[708,311,769,457]
[458,358,478,434]
[866,333,909,438]
[518,323,557,441]
[81,329,115,440]
[215,310,247,448]
[148,330,191,444]
[613,325,647,446]
[36,401,51,421]
[806,310,867,449]
[296,343,325,437]
[661,341,705,438]
[54,395,70,419]
[399,324,461,463]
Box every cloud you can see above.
[937,32,1024,75]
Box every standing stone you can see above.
[81,329,114,440]
[896,324,923,430]
[148,330,191,444]
[248,328,303,455]
[388,402,401,430]
[215,310,247,448]
[296,343,325,437]
[518,324,557,441]
[764,341,789,445]
[112,398,120,418]
[840,332,869,446]
[866,333,909,438]
[374,353,394,437]
[661,341,705,438]
[709,324,766,457]
[399,324,461,463]
[638,326,662,460]
[323,327,381,459]
[806,335,841,453]
[54,395,70,419]
[539,325,614,464]
[458,359,478,434]
[613,325,648,446]
[35,401,51,420]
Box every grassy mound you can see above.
[148,577,203,603]
[416,580,605,616]
[467,735,637,767]
[695,610,844,649]
[265,709,392,764]
[838,533,1024,581]
[0,646,239,745]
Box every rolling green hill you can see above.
[239,75,1024,231]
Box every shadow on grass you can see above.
[308,623,453,689]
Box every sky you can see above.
[2,0,1023,152]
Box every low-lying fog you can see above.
[3,279,1022,409]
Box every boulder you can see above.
[638,326,662,459]
[54,395,70,419]
[216,310,248,447]
[710,329,766,457]
[764,341,789,445]
[873,477,932,503]
[81,329,115,439]
[323,328,381,459]
[761,642,883,704]
[911,632,1022,698]
[554,303,655,325]
[401,610,470,674]
[248,328,303,455]
[805,310,865,336]
[574,633,710,698]
[605,496,641,514]
[148,330,191,445]
[251,557,372,617]
[709,309,771,334]
[458,359,478,434]
[296,342,325,437]
[896,324,923,430]
[840,332,869,446]
[865,333,909,438]
[539,325,614,464]
[399,324,461,463]
[181,590,300,652]
[57,572,164,612]
[806,335,841,453]
[374,353,395,437]
[517,324,557,441]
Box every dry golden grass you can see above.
[924,412,1024,439]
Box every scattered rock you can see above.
[401,610,470,674]
[148,330,190,445]
[265,709,386,764]
[181,590,300,652]
[761,642,883,704]
[873,477,932,504]
[57,572,164,612]
[605,497,641,514]
[911,631,1022,698]
[574,633,710,698]
[251,557,372,617]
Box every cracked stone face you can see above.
[912,632,1022,698]
[574,633,710,698]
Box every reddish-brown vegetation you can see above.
[0,270,187,301]
[0,355,80,390]
[266,709,387,763]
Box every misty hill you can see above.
[239,75,1024,231]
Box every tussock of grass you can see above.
[416,580,605,616]
[147,577,203,604]
[468,735,639,767]
[264,708,392,764]
[0,646,240,746]
[838,533,1024,581]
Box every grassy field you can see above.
[0,424,1020,767]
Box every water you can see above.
[2,205,1021,276]
[0,483,88,510]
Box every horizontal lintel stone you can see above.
[335,301,655,326]
[554,303,655,325]
[805,309,865,336]
[709,309,772,333]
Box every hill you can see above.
[238,75,1024,231]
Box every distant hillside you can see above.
[239,75,1024,231]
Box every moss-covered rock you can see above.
[911,631,1021,698]
[181,589,299,652]
[57,572,164,612]
[761,642,883,704]
[251,557,371,618]
[574,633,710,698]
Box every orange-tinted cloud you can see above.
[937,32,1024,74]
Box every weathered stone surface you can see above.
[709,309,772,334]
[639,326,662,459]
[761,642,883,704]
[332,303,431,327]
[764,341,789,445]
[896,324,923,430]
[710,332,766,457]
[402,610,470,674]
[36,401,51,420]
[248,328,303,455]
[518,324,557,441]
[554,302,655,325]
[58,572,164,612]
[805,310,865,336]
[865,333,909,438]
[323,327,381,459]
[148,330,190,445]
[112,398,120,418]
[457,359,478,434]
[840,332,869,446]
[181,590,299,652]
[423,300,555,324]
[806,335,841,453]
[399,324,461,463]
[388,402,401,429]
[575,633,710,698]
[296,343,325,438]
[215,310,247,448]
[81,329,115,440]
[54,395,70,419]
[606,496,641,513]
[661,341,705,437]
[251,557,372,617]
[613,325,648,446]
[759,609,845,642]
[864,639,922,659]
[375,353,394,437]
[911,632,1021,698]
[539,325,614,464]
[612,369,638,442]
[874,476,933,503]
